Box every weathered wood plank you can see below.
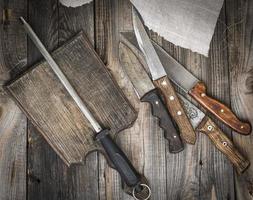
[0,0,27,199]
[116,1,237,199]
[0,92,26,200]
[95,1,133,199]
[26,1,65,200]
[24,1,138,198]
[58,3,100,200]
[158,4,235,199]
[8,31,137,165]
[95,0,169,199]
[0,0,250,199]
[226,0,253,199]
[59,2,95,46]
[26,1,101,200]
[205,5,235,199]
[0,0,27,83]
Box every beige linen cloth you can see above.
[60,0,224,56]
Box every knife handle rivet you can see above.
[220,109,224,113]
[177,111,182,116]
[222,141,228,146]
[169,96,175,101]
[162,80,167,85]
[173,135,177,138]
[207,125,213,131]
[155,101,159,105]
[201,93,206,97]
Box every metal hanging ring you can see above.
[132,184,151,200]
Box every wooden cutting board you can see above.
[5,32,137,166]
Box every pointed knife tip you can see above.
[131,5,141,23]
[131,6,137,20]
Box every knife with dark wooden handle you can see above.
[153,76,196,144]
[189,82,251,135]
[141,89,183,153]
[132,8,196,144]
[197,116,250,174]
[119,42,184,153]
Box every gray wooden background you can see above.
[0,0,253,199]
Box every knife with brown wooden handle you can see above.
[132,7,196,144]
[178,94,250,173]
[121,30,251,135]
[119,42,184,153]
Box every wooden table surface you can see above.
[0,0,253,199]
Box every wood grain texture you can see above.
[26,2,70,200]
[0,0,27,199]
[58,4,101,200]
[95,0,169,199]
[198,116,250,174]
[26,2,102,200]
[226,0,253,199]
[153,3,235,199]
[121,32,250,181]
[122,30,237,199]
[6,31,136,165]
[0,91,26,200]
[0,0,251,199]
[119,42,184,153]
[120,32,249,176]
[96,0,233,199]
[0,0,28,83]
[120,18,235,198]
[154,76,196,144]
[58,3,103,200]
[189,82,251,135]
[119,34,249,175]
[95,0,139,199]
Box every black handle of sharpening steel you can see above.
[96,129,142,188]
[96,130,152,200]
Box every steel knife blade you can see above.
[132,8,196,144]
[121,30,251,135]
[20,17,151,198]
[119,42,184,153]
[132,8,166,81]
[178,94,250,174]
